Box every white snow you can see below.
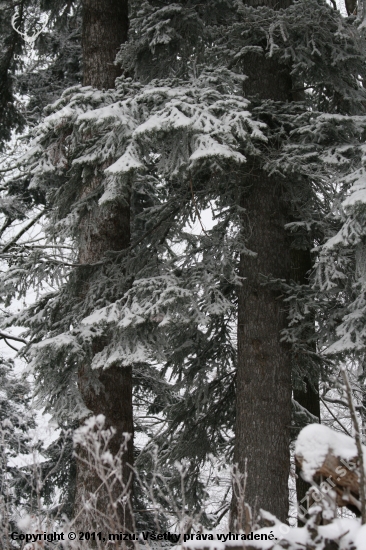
[178,517,364,550]
[78,102,125,122]
[133,106,193,135]
[81,301,122,325]
[354,524,366,550]
[31,332,76,350]
[343,188,366,209]
[105,142,144,175]
[190,135,246,164]
[295,423,364,482]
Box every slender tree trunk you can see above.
[291,249,320,512]
[231,0,293,529]
[74,0,134,537]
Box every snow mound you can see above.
[295,424,362,482]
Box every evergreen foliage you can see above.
[0,357,35,533]
[0,0,81,149]
[2,0,366,529]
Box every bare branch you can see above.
[3,338,20,352]
[0,331,28,344]
[341,368,366,524]
[323,396,349,409]
[0,217,13,240]
[320,396,353,437]
[1,210,45,253]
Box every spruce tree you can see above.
[2,0,366,530]
[0,0,81,149]
[71,0,134,533]
[0,0,25,148]
[230,0,294,524]
[1,0,133,533]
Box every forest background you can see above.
[2,0,366,548]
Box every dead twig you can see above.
[341,368,366,524]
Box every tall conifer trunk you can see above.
[291,249,320,512]
[74,0,134,535]
[231,0,293,527]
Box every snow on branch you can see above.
[295,423,366,516]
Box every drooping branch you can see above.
[0,217,13,239]
[1,209,45,253]
[0,331,28,344]
[4,338,20,351]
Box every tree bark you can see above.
[73,0,134,537]
[82,0,128,90]
[231,0,293,529]
[291,249,320,514]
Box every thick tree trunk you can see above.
[233,168,292,528]
[73,0,133,538]
[82,0,128,90]
[231,0,293,529]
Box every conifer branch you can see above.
[3,338,20,351]
[0,331,28,344]
[12,205,183,268]
[189,177,207,235]
[0,217,13,239]
[0,165,18,174]
[1,209,45,253]
[323,396,349,408]
[107,203,181,260]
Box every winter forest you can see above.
[3,0,366,547]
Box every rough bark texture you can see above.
[74,0,133,538]
[82,0,128,90]
[231,0,293,529]
[74,193,133,534]
[291,249,321,512]
[233,169,292,527]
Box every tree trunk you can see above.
[231,0,293,529]
[291,249,320,515]
[73,0,134,537]
[82,0,128,90]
